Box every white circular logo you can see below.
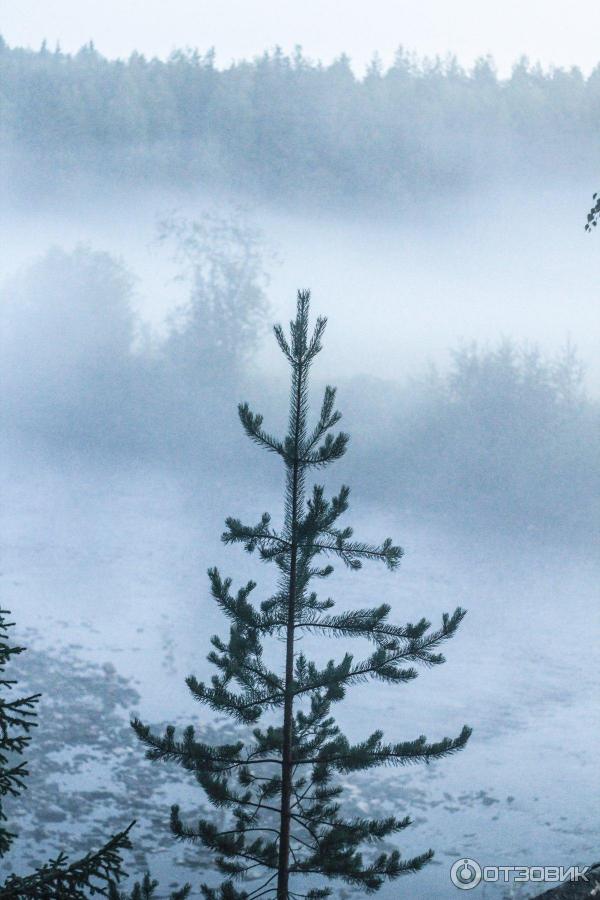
[450,858,482,890]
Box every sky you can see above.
[2,0,600,76]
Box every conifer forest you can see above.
[0,5,599,899]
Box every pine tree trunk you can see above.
[277,358,304,899]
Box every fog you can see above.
[1,36,600,900]
[2,183,599,385]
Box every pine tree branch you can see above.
[294,607,432,645]
[222,517,291,555]
[0,762,30,798]
[303,387,342,453]
[245,872,278,899]
[0,824,134,899]
[238,404,287,461]
[185,605,464,715]
[307,538,402,570]
[302,725,473,771]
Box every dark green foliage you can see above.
[108,873,191,900]
[133,291,470,898]
[0,611,39,857]
[0,609,133,898]
[0,829,134,900]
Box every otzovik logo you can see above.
[450,858,591,890]
[450,858,482,890]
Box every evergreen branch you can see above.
[185,676,280,723]
[212,655,284,696]
[273,324,294,366]
[305,725,472,771]
[188,605,465,716]
[300,432,349,468]
[170,808,279,871]
[341,607,468,681]
[238,404,287,460]
[275,292,325,369]
[131,720,251,773]
[0,824,134,899]
[108,872,191,900]
[246,873,278,899]
[308,537,403,570]
[290,814,411,841]
[0,695,40,717]
[289,844,434,889]
[304,386,342,453]
[305,316,327,363]
[133,718,289,771]
[207,569,262,630]
[222,517,290,555]
[0,762,30,798]
[294,607,434,645]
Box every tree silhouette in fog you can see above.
[158,212,270,379]
[0,246,136,435]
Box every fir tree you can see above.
[0,608,133,899]
[133,290,471,899]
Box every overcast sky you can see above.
[2,0,600,76]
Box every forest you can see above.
[1,38,600,205]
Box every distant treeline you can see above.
[343,344,600,537]
[1,227,598,540]
[1,37,599,204]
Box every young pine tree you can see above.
[0,608,133,899]
[133,291,471,899]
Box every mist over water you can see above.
[2,181,599,383]
[1,38,599,899]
